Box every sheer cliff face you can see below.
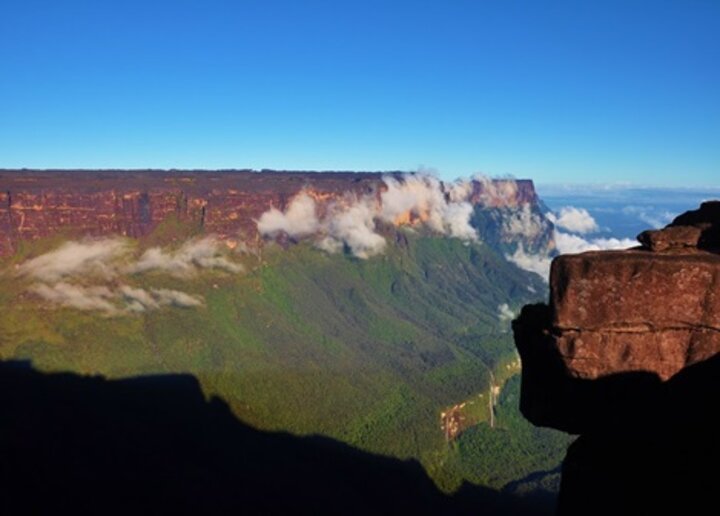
[0,170,382,255]
[515,201,720,427]
[513,201,720,516]
[0,170,541,256]
[550,249,720,382]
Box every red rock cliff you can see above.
[513,201,720,515]
[0,170,539,256]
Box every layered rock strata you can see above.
[0,169,540,256]
[513,201,720,515]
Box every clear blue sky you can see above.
[1,0,718,186]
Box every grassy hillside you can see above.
[0,230,569,493]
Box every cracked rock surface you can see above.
[513,201,720,515]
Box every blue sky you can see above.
[1,0,718,186]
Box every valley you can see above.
[0,170,571,502]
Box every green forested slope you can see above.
[0,231,569,493]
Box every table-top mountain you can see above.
[0,169,542,256]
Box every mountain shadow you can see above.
[555,351,720,516]
[0,360,549,515]
[514,304,720,516]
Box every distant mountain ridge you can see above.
[0,169,542,256]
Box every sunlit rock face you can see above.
[519,201,720,391]
[0,170,382,254]
[0,169,546,256]
[550,249,720,382]
[513,201,720,516]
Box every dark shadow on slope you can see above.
[0,360,549,515]
[557,352,720,516]
[514,304,720,516]
[502,466,563,510]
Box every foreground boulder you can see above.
[514,201,720,515]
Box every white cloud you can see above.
[498,303,515,322]
[150,288,204,308]
[442,202,477,240]
[554,232,636,255]
[506,244,553,280]
[118,285,161,311]
[446,179,474,203]
[256,192,320,238]
[16,237,239,315]
[18,239,129,282]
[506,230,636,282]
[256,174,479,259]
[30,282,120,314]
[30,282,204,315]
[548,207,599,234]
[380,175,478,241]
[17,236,243,284]
[315,236,344,254]
[129,237,243,276]
[16,238,231,314]
[320,198,387,259]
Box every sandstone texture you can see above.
[514,201,720,515]
[551,249,720,381]
[521,201,720,389]
[0,170,383,256]
[0,169,539,256]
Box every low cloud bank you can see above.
[18,237,241,315]
[18,237,243,281]
[506,246,554,280]
[120,285,203,312]
[31,282,203,315]
[30,282,119,313]
[507,230,636,281]
[554,232,636,255]
[129,237,244,276]
[548,207,599,234]
[18,239,129,282]
[507,205,636,281]
[257,174,479,258]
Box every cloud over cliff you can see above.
[380,175,478,241]
[256,174,479,258]
[11,173,562,311]
[506,205,636,281]
[256,192,321,238]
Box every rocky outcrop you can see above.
[513,201,720,515]
[0,169,541,256]
[551,249,720,383]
